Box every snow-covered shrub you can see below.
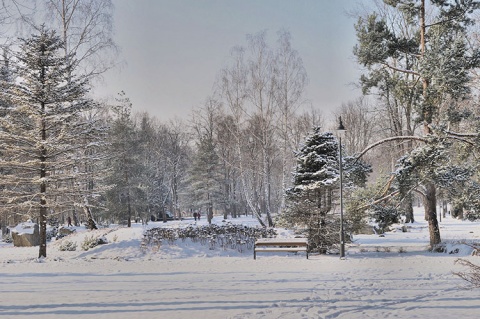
[371,204,401,233]
[46,227,58,241]
[97,236,108,245]
[81,235,108,251]
[81,235,96,251]
[345,185,375,234]
[2,234,12,243]
[142,224,276,253]
[465,211,480,221]
[58,240,77,251]
[454,259,480,288]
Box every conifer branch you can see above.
[355,136,428,161]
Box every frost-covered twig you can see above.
[454,258,480,288]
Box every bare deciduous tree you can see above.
[17,0,118,80]
[274,29,308,212]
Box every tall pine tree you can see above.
[354,0,480,247]
[283,127,370,253]
[0,27,104,257]
[187,134,223,224]
[283,129,341,253]
[105,91,144,227]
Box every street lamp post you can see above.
[337,116,346,259]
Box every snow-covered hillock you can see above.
[1,209,480,319]
[1,207,480,263]
[352,208,480,255]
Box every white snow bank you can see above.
[0,208,479,318]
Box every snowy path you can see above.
[1,253,478,319]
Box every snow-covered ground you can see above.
[1,209,480,319]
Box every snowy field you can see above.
[1,209,480,319]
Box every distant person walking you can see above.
[193,212,198,221]
[67,216,73,227]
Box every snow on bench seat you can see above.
[254,238,308,259]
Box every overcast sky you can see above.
[94,0,368,121]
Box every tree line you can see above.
[2,0,480,260]
[0,5,328,257]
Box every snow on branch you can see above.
[430,125,478,147]
[355,136,428,161]
[381,62,421,77]
[443,130,479,138]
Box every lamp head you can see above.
[336,116,346,138]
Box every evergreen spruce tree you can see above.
[105,91,144,227]
[0,27,104,257]
[283,127,370,253]
[283,128,341,253]
[187,134,223,224]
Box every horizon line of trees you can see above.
[3,1,480,260]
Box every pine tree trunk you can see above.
[84,206,98,230]
[39,205,47,258]
[224,182,229,220]
[419,0,441,248]
[72,207,79,227]
[208,203,213,225]
[423,183,441,248]
[39,102,47,258]
[124,168,132,227]
[126,190,132,227]
[223,206,228,220]
[404,196,415,223]
[452,203,464,219]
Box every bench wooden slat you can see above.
[255,238,307,244]
[255,247,307,252]
[254,242,308,247]
[254,238,309,259]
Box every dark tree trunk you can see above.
[124,169,132,227]
[223,175,229,220]
[223,204,228,220]
[72,207,79,226]
[39,101,47,258]
[452,203,464,219]
[84,206,98,230]
[404,196,415,223]
[208,202,213,225]
[39,205,47,258]
[423,183,441,248]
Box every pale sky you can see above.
[94,0,367,121]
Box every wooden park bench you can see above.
[254,238,309,259]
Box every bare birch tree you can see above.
[219,45,269,227]
[274,29,308,212]
[15,0,118,81]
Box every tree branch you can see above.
[357,190,401,211]
[381,62,421,77]
[355,136,428,160]
[443,129,478,138]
